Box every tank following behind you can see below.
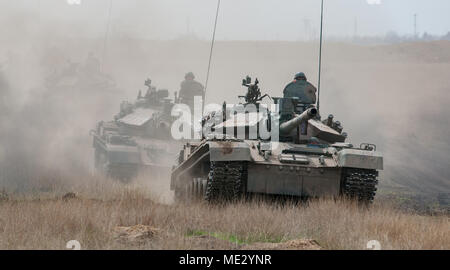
[91,78,181,181]
[171,76,383,203]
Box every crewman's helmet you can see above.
[185,72,195,80]
[294,72,307,80]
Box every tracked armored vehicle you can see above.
[92,79,180,180]
[171,77,383,203]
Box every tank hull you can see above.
[246,164,341,197]
[93,133,180,181]
[171,139,381,203]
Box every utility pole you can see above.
[414,13,418,39]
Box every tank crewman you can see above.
[283,72,317,104]
[179,72,205,111]
[144,78,155,97]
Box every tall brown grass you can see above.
[0,177,448,250]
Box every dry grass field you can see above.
[1,37,450,250]
[0,174,448,250]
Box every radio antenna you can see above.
[204,0,221,102]
[102,0,113,72]
[317,0,324,111]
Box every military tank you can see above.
[92,79,180,180]
[170,76,383,203]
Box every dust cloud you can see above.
[0,2,449,203]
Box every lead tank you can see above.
[170,76,383,203]
[92,79,180,180]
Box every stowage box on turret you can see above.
[170,76,383,203]
[92,79,181,180]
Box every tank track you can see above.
[342,169,378,203]
[175,177,207,202]
[205,161,247,202]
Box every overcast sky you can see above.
[1,0,450,40]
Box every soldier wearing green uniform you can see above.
[179,72,205,111]
[283,72,317,104]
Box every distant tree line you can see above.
[327,31,450,45]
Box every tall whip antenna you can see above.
[317,0,324,111]
[102,0,113,71]
[204,0,221,102]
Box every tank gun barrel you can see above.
[279,107,318,134]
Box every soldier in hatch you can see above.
[283,72,317,104]
[179,72,205,111]
[144,78,156,98]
